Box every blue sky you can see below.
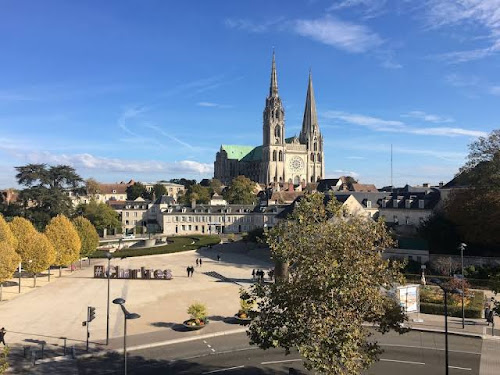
[1,0,499,188]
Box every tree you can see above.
[179,184,211,204]
[45,215,81,276]
[209,179,223,195]
[223,176,256,205]
[76,201,121,233]
[10,217,55,287]
[15,164,83,229]
[72,216,99,258]
[0,215,20,301]
[245,193,407,374]
[418,211,461,253]
[152,183,167,198]
[169,178,196,188]
[85,178,101,197]
[126,182,150,200]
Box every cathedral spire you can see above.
[300,70,319,141]
[269,50,279,97]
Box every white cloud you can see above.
[323,110,486,137]
[294,16,383,53]
[17,151,212,175]
[224,18,285,33]
[196,102,232,108]
[326,169,360,178]
[403,110,454,123]
[444,73,480,88]
[423,0,500,62]
[328,0,388,18]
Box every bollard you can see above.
[41,343,45,359]
[71,345,76,359]
[31,349,37,366]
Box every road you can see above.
[77,330,482,374]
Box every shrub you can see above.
[187,302,207,320]
[420,289,484,318]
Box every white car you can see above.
[122,234,135,239]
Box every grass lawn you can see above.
[90,235,221,258]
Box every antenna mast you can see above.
[390,144,393,189]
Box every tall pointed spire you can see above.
[300,70,319,141]
[269,49,279,97]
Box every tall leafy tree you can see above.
[179,184,211,204]
[76,201,121,233]
[10,217,55,287]
[209,178,223,195]
[223,176,256,204]
[72,216,99,258]
[152,183,167,198]
[245,193,407,374]
[85,178,101,197]
[15,164,83,229]
[0,215,20,300]
[45,215,81,276]
[126,182,151,200]
[169,178,196,188]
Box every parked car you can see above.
[122,234,135,239]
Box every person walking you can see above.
[217,254,221,262]
[186,266,191,278]
[0,328,6,346]
[199,258,203,267]
[196,258,199,267]
[190,266,195,277]
[252,269,256,281]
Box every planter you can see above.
[234,313,252,324]
[182,318,208,330]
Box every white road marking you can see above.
[379,343,481,355]
[202,365,245,374]
[261,358,303,365]
[380,358,426,365]
[207,344,212,348]
[449,366,472,371]
[211,348,216,352]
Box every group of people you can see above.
[252,269,273,282]
[186,266,195,277]
[195,258,203,267]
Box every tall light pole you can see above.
[431,278,463,375]
[105,252,112,345]
[113,298,140,375]
[459,243,467,329]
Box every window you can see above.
[272,150,277,161]
[125,220,129,225]
[195,226,198,231]
[382,200,387,208]
[112,189,116,193]
[133,220,137,225]
[188,225,192,230]
[393,216,399,225]
[134,212,138,217]
[310,153,314,162]
[317,153,321,162]
[278,150,283,161]
[418,200,425,209]
[275,125,281,138]
[182,225,185,231]
[125,212,129,217]
[393,200,399,208]
[366,200,372,208]
[314,142,317,151]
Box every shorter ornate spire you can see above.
[269,50,279,97]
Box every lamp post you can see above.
[431,278,463,375]
[113,298,140,375]
[459,243,467,329]
[105,252,112,345]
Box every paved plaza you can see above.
[0,243,272,348]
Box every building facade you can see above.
[214,53,325,186]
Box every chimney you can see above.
[439,181,444,188]
[191,199,196,209]
[422,183,429,188]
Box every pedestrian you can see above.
[252,269,256,281]
[186,266,191,278]
[199,258,203,267]
[196,258,199,267]
[0,328,6,346]
[217,254,221,262]
[486,306,491,326]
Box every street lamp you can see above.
[430,278,463,375]
[458,243,467,329]
[113,298,140,375]
[105,252,113,345]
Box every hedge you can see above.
[404,274,492,290]
[90,235,221,258]
[420,290,484,318]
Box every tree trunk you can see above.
[0,283,2,301]
[33,274,37,288]
[48,267,51,282]
[59,266,62,277]
[274,259,289,283]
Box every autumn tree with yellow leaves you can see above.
[10,217,55,287]
[72,216,99,262]
[0,214,20,300]
[45,215,81,277]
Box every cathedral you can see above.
[214,53,325,186]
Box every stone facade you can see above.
[214,53,325,186]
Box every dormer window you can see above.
[405,200,412,209]
[182,208,186,213]
[382,200,387,208]
[393,200,398,208]
[112,189,116,193]
[366,200,372,209]
[418,200,425,209]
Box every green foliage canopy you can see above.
[77,200,121,232]
[246,193,407,374]
[223,176,256,205]
[72,216,99,257]
[45,215,81,266]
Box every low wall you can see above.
[430,254,500,267]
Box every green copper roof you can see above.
[221,144,262,161]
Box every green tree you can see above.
[10,217,55,287]
[77,200,121,233]
[45,215,81,276]
[72,216,100,258]
[15,164,83,229]
[152,183,167,198]
[209,178,223,195]
[223,176,256,204]
[245,193,407,374]
[126,182,151,200]
[418,211,461,253]
[0,215,21,301]
[169,178,196,188]
[180,184,211,204]
[85,178,101,197]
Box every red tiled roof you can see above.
[351,183,377,192]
